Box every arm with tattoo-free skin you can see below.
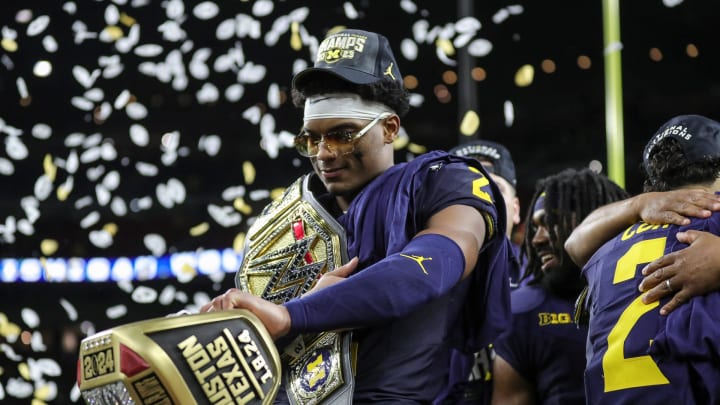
[565,190,720,267]
[491,355,535,405]
[639,230,720,314]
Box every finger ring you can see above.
[665,279,673,292]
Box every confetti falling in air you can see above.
[0,0,631,403]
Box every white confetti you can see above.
[6,136,29,160]
[104,4,120,25]
[135,44,164,58]
[106,304,127,319]
[89,229,114,248]
[193,2,219,20]
[156,178,186,208]
[198,135,221,156]
[401,38,418,60]
[208,204,242,227]
[467,38,493,57]
[242,105,262,124]
[27,15,50,37]
[504,100,515,127]
[30,330,47,352]
[114,89,131,109]
[84,88,104,102]
[111,196,128,216]
[135,161,158,176]
[249,189,270,201]
[196,82,219,104]
[159,285,177,305]
[0,157,14,175]
[252,0,274,17]
[343,2,359,19]
[42,35,59,52]
[96,184,111,206]
[70,96,94,111]
[34,174,53,201]
[74,196,93,210]
[132,285,158,304]
[59,298,78,321]
[400,0,418,13]
[237,61,266,83]
[17,219,34,236]
[126,101,148,120]
[72,65,100,89]
[80,147,102,164]
[6,378,33,398]
[129,124,150,147]
[21,308,40,328]
[64,132,85,147]
[224,83,244,102]
[80,211,100,229]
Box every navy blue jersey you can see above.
[313,151,513,403]
[493,283,588,404]
[583,208,720,405]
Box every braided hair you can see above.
[522,168,629,286]
[643,137,720,192]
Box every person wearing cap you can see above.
[450,140,523,287]
[490,168,628,405]
[201,28,514,403]
[567,114,720,404]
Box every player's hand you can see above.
[200,289,291,340]
[304,257,359,296]
[638,230,720,315]
[633,189,720,225]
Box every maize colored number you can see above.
[603,237,670,392]
[468,167,492,203]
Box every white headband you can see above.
[303,93,393,124]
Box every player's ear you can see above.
[382,114,400,144]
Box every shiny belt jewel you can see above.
[237,174,354,405]
[77,310,281,405]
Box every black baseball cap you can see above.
[643,114,720,168]
[292,29,404,90]
[449,140,517,187]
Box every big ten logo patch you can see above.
[177,329,274,405]
[316,33,367,64]
[538,312,572,326]
[299,347,333,393]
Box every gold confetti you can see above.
[43,154,56,182]
[327,25,348,36]
[189,222,209,236]
[514,64,535,87]
[181,263,197,276]
[103,26,124,41]
[233,232,246,252]
[408,143,427,154]
[103,223,118,236]
[119,12,136,27]
[40,239,58,256]
[242,161,256,185]
[0,313,20,339]
[436,38,455,56]
[233,198,252,215]
[18,363,30,380]
[57,184,71,201]
[34,383,52,400]
[393,135,409,150]
[31,399,48,405]
[270,187,286,201]
[290,22,302,51]
[460,110,480,136]
[1,38,18,52]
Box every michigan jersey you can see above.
[582,209,720,404]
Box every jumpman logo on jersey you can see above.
[400,254,432,274]
[384,63,396,81]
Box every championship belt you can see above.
[77,310,281,405]
[237,174,354,405]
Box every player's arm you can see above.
[200,203,486,339]
[491,355,535,405]
[639,229,720,314]
[565,189,720,267]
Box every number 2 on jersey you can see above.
[603,237,670,392]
